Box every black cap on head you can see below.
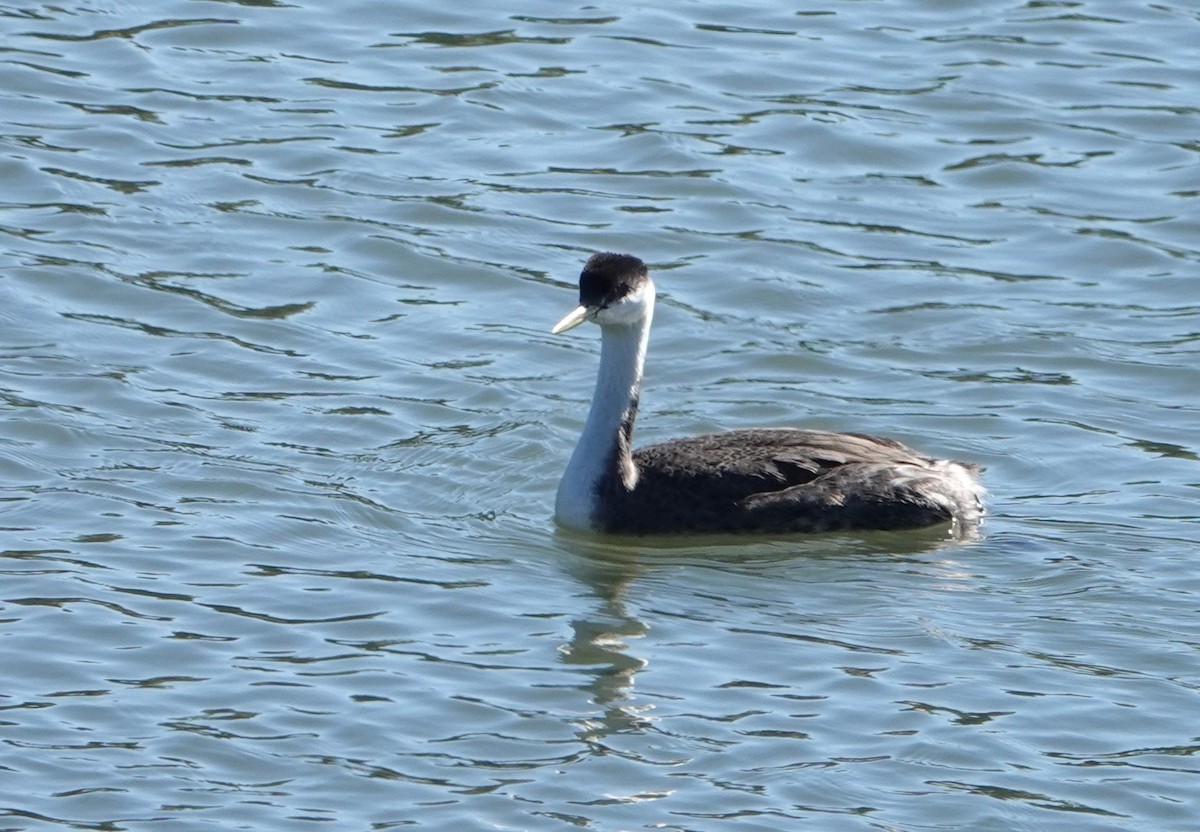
[579,252,648,308]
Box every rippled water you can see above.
[2,1,1199,829]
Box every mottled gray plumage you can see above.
[598,428,983,534]
[552,252,986,537]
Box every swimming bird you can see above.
[550,252,985,536]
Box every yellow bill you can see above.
[551,305,591,334]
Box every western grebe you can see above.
[551,252,985,536]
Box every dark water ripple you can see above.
[2,0,1199,830]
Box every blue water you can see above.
[2,1,1198,829]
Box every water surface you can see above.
[2,1,1198,830]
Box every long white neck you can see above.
[555,304,653,531]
